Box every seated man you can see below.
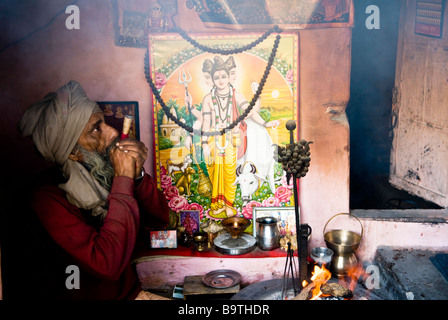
[17,81,169,300]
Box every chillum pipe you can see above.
[120,115,133,140]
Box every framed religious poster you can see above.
[147,31,299,228]
[180,210,200,235]
[150,230,177,249]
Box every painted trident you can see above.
[178,67,212,197]
[178,68,193,123]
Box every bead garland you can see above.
[176,25,282,56]
[213,87,232,122]
[145,27,282,137]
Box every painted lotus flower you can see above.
[186,202,204,216]
[160,174,173,189]
[168,195,188,213]
[154,72,167,89]
[274,185,292,203]
[164,185,179,200]
[242,200,261,219]
[286,69,294,85]
[262,197,281,207]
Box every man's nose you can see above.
[105,123,119,143]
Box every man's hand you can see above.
[111,139,148,180]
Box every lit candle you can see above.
[233,221,238,228]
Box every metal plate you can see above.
[202,269,242,289]
[213,232,256,255]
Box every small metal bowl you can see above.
[193,232,208,251]
[310,247,334,265]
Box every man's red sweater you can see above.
[30,166,169,300]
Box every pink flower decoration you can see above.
[160,166,167,176]
[242,200,261,219]
[186,202,204,216]
[168,195,188,213]
[262,197,281,207]
[274,186,293,203]
[286,69,294,85]
[160,174,173,189]
[164,185,179,200]
[154,72,167,89]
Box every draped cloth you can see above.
[206,133,237,219]
[18,81,109,218]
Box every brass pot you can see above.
[323,213,363,277]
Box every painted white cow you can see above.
[234,118,276,204]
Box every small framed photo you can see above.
[180,210,200,235]
[252,207,297,238]
[415,0,445,38]
[150,230,177,248]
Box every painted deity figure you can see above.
[182,55,280,218]
[200,56,279,218]
[200,56,238,218]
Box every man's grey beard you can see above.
[78,140,118,191]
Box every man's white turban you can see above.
[18,80,102,164]
[18,81,109,218]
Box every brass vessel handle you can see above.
[323,212,363,238]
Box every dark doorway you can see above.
[347,0,441,210]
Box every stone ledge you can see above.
[372,246,448,300]
[352,209,448,224]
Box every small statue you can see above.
[200,220,224,246]
[175,166,195,196]
[200,220,224,234]
[146,2,168,33]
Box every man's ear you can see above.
[68,146,82,162]
[68,153,80,162]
